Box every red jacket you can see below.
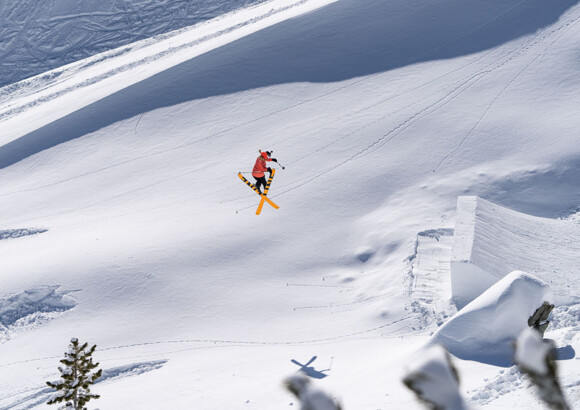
[252,155,273,178]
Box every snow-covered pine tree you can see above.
[46,338,103,409]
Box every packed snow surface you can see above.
[0,0,579,408]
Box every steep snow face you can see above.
[451,196,580,308]
[0,0,268,86]
[430,271,552,367]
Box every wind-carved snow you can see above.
[406,228,456,330]
[451,196,580,308]
[0,228,47,241]
[0,286,77,343]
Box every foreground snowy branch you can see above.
[515,328,570,410]
[284,374,342,410]
[403,345,470,410]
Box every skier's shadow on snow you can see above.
[291,356,331,379]
[1,0,578,168]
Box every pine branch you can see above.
[46,338,102,410]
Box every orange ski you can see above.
[238,169,279,215]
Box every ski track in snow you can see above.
[0,360,167,409]
[0,316,415,371]
[434,6,580,172]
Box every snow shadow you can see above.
[442,347,516,368]
[554,344,576,360]
[98,360,168,384]
[1,0,577,168]
[291,356,330,379]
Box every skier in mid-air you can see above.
[252,150,277,194]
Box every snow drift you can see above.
[451,196,580,308]
[430,271,552,367]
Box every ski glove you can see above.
[272,158,278,162]
[267,167,272,172]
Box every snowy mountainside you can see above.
[0,0,268,87]
[0,0,579,408]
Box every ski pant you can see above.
[253,176,267,192]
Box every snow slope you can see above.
[0,0,579,408]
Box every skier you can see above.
[252,151,277,194]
